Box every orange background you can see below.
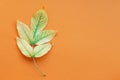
[0,0,120,80]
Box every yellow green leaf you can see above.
[16,9,57,76]
[34,43,52,58]
[17,20,33,43]
[35,30,57,45]
[16,37,34,57]
[30,9,48,38]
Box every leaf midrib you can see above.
[34,31,53,44]
[22,27,31,43]
[33,15,42,38]
[34,47,45,56]
[20,40,32,57]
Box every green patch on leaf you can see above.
[30,9,48,38]
[34,30,57,45]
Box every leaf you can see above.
[16,9,57,76]
[16,37,34,57]
[33,43,52,58]
[17,20,33,44]
[34,30,57,45]
[30,9,48,38]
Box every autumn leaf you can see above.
[30,9,48,38]
[34,43,52,57]
[16,9,57,77]
[34,30,57,45]
[17,20,33,44]
[16,37,34,57]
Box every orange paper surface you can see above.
[0,0,120,80]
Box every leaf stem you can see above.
[32,58,46,77]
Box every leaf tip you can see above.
[17,20,21,24]
[16,20,21,29]
[51,30,57,36]
[54,30,58,33]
